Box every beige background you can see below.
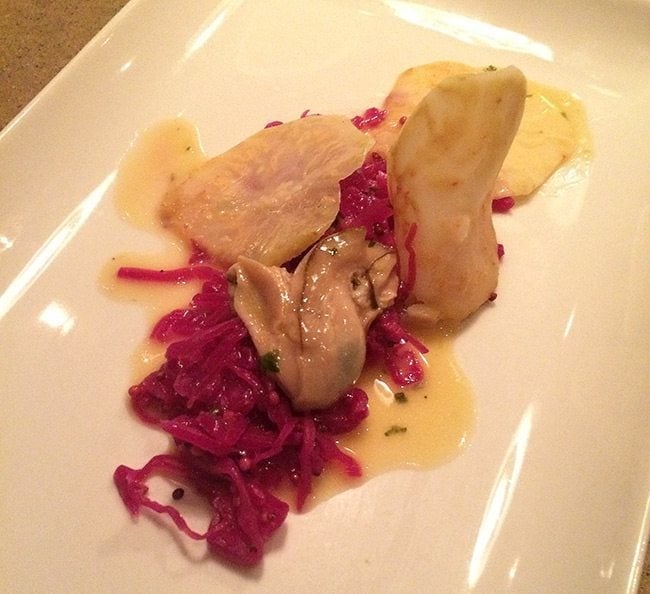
[0,1,648,591]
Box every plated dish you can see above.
[1,1,649,592]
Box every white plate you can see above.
[1,1,649,592]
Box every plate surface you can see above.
[1,1,649,592]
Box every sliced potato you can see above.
[161,115,371,267]
[372,62,587,199]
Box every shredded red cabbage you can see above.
[115,270,367,565]
[497,243,505,260]
[491,196,515,213]
[351,107,386,130]
[334,152,394,247]
[366,308,428,386]
[117,265,218,284]
[114,125,432,567]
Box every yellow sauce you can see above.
[307,327,474,507]
[113,118,206,233]
[500,79,592,198]
[102,118,210,371]
[342,328,472,473]
[104,118,475,507]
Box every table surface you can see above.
[0,1,648,592]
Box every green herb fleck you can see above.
[384,425,407,437]
[260,349,280,373]
[394,392,407,403]
[485,65,497,71]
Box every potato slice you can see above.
[161,115,371,267]
[373,61,586,199]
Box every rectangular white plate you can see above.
[1,1,649,592]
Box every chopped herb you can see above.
[561,111,568,119]
[394,391,407,403]
[485,65,497,71]
[384,424,407,437]
[260,349,280,373]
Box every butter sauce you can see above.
[104,118,475,506]
[309,328,474,507]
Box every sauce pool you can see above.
[103,118,475,507]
